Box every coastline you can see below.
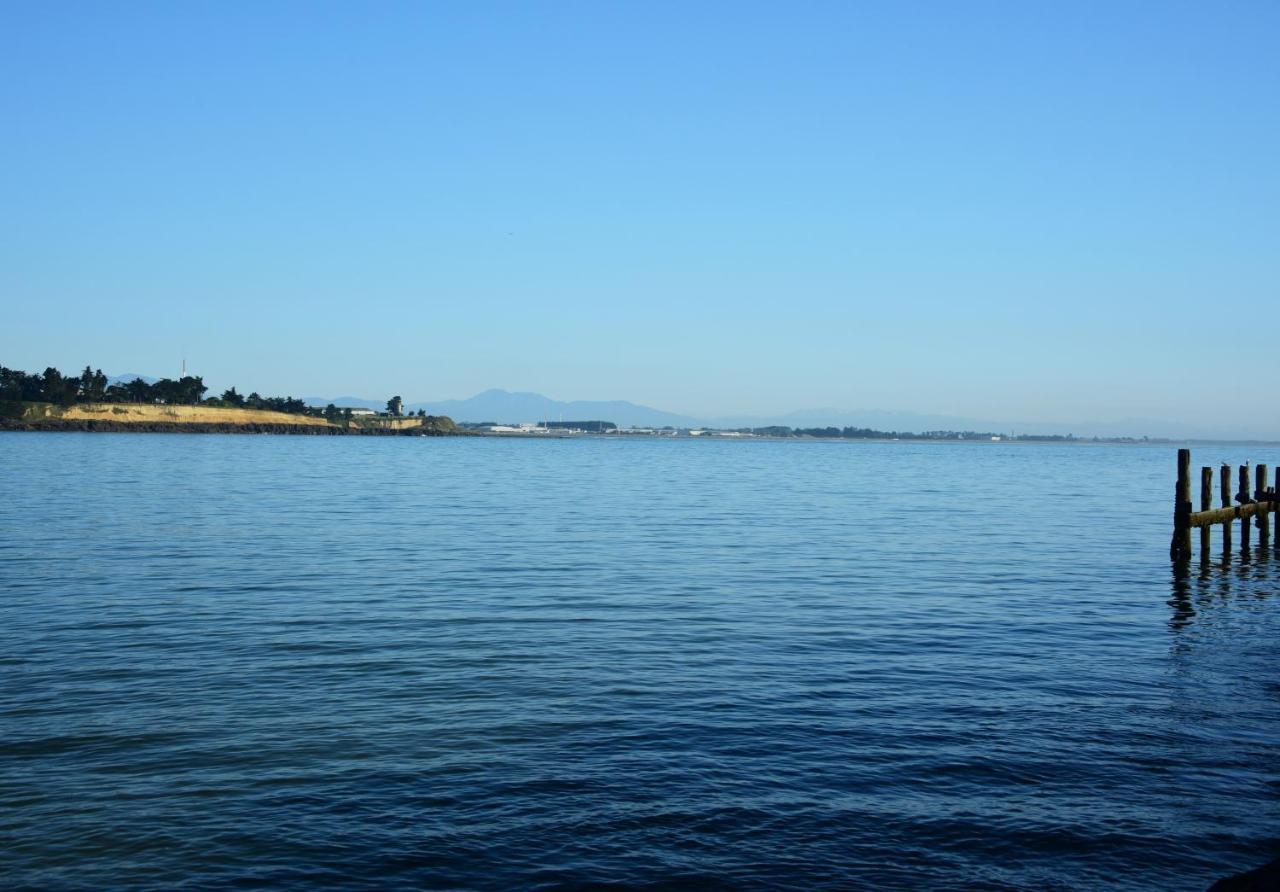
[0,402,465,436]
[4,403,1275,446]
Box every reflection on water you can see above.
[1169,540,1278,632]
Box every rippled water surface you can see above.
[2,433,1277,890]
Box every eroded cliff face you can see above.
[2,402,461,435]
[354,415,459,435]
[0,418,347,434]
[21,402,337,427]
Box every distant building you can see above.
[341,407,376,417]
[542,420,617,433]
[488,424,552,434]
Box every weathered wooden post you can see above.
[1258,465,1271,544]
[1171,449,1192,561]
[1200,466,1212,557]
[1239,464,1251,551]
[1167,454,1280,564]
[1221,463,1233,557]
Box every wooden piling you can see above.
[1258,465,1271,544]
[1190,501,1273,527]
[1239,464,1251,551]
[1200,466,1212,556]
[1171,449,1192,561]
[1221,463,1232,556]
[1170,451,1280,562]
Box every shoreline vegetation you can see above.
[0,364,459,436]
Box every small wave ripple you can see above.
[1,435,1277,889]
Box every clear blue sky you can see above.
[3,2,1278,433]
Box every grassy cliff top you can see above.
[25,401,337,426]
[4,402,460,435]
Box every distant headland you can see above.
[0,364,459,435]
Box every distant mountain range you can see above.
[302,389,696,428]
[295,387,1245,439]
[106,373,159,386]
[416,389,698,428]
[301,389,1040,432]
[76,379,1253,440]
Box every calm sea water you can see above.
[1,433,1277,890]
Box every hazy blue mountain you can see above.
[106,373,159,386]
[406,389,698,428]
[297,387,1271,440]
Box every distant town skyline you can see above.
[3,3,1278,436]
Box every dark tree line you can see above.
[1,363,428,425]
[1,364,207,407]
[2,363,321,418]
[205,386,311,414]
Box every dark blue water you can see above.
[1,433,1277,890]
